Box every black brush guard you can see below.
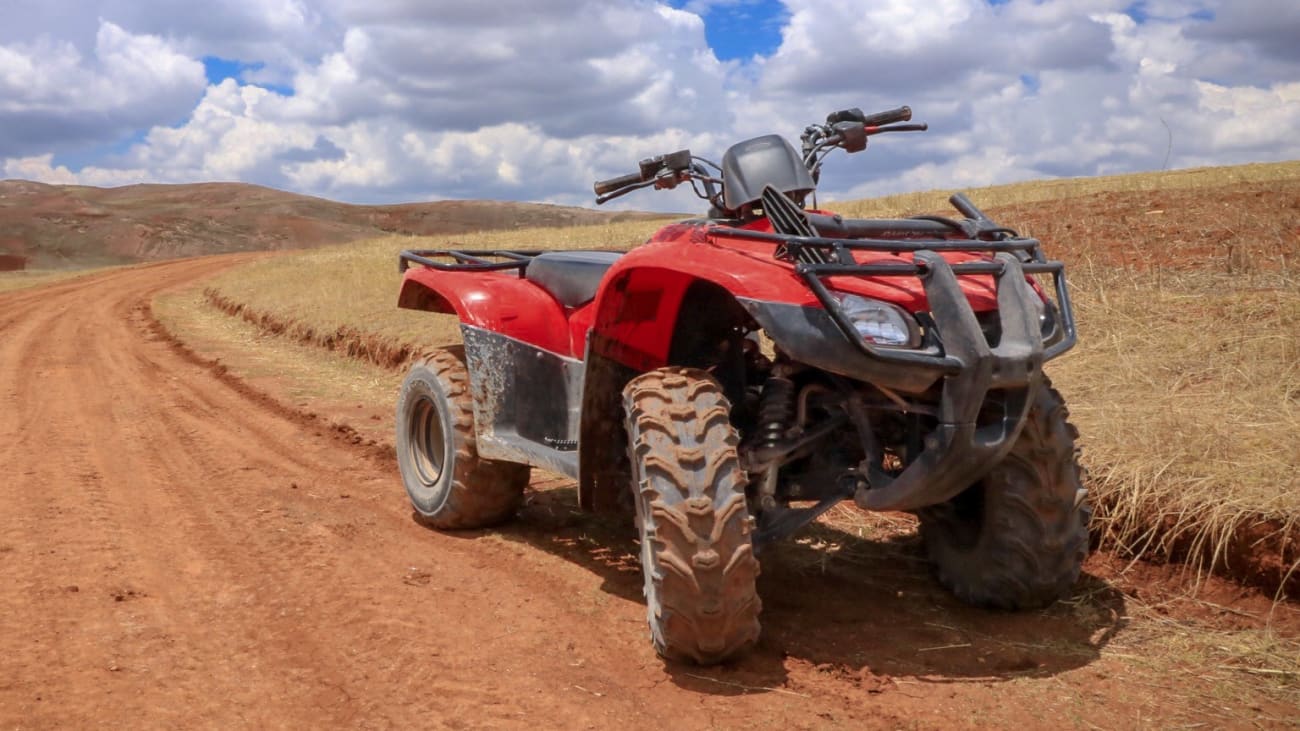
[714,201,1078,513]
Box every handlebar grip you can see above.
[861,106,912,127]
[826,107,866,125]
[593,171,645,196]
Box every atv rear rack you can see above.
[398,249,545,276]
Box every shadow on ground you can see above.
[427,481,1127,697]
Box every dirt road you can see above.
[0,259,1291,729]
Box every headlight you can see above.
[1034,295,1061,344]
[831,293,920,348]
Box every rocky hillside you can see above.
[0,180,662,268]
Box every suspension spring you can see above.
[757,376,797,450]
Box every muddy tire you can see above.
[623,367,761,665]
[919,381,1091,609]
[396,347,529,529]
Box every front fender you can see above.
[398,267,572,356]
[586,239,818,368]
[585,238,949,393]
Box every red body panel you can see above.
[398,265,572,355]
[399,216,1006,365]
[583,219,1000,368]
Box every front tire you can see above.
[395,347,529,529]
[919,381,1091,609]
[623,368,761,665]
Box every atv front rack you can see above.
[710,223,1077,372]
[398,249,544,276]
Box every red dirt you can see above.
[986,179,1300,272]
[2,258,1297,728]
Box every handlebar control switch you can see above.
[639,149,693,179]
[832,121,868,153]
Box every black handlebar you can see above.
[593,171,645,196]
[860,106,912,127]
[595,106,923,205]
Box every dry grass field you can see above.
[201,160,1300,595]
[0,265,125,294]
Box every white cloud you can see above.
[270,1,729,139]
[0,21,206,158]
[3,153,148,188]
[1188,0,1300,63]
[1,0,1297,214]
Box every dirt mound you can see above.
[0,179,664,268]
[986,179,1300,272]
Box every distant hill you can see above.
[0,180,666,268]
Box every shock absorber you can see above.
[754,376,796,513]
[757,376,796,452]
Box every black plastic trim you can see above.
[460,325,582,479]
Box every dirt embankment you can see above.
[0,179,665,268]
[202,287,419,370]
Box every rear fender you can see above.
[398,267,572,356]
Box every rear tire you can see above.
[919,381,1090,609]
[396,347,529,529]
[623,368,761,665]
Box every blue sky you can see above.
[2,0,1298,209]
[667,0,787,61]
[202,57,295,95]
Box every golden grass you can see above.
[206,218,672,352]
[835,160,1300,218]
[203,160,1300,588]
[153,286,401,446]
[1052,268,1299,585]
[0,265,124,294]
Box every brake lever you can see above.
[865,123,929,135]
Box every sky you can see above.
[1,0,1298,212]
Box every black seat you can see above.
[525,251,622,308]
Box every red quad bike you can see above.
[394,105,1091,665]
